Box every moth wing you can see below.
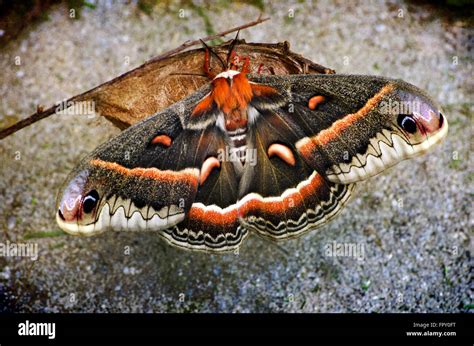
[238,104,355,240]
[63,85,245,251]
[237,73,412,239]
[163,127,248,252]
[247,74,400,184]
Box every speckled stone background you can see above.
[0,0,472,312]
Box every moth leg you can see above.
[257,63,265,74]
[240,56,250,73]
[229,51,251,74]
[229,50,239,70]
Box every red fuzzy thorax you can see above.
[192,70,279,132]
[192,71,252,131]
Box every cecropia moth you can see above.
[56,42,448,253]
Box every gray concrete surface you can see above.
[0,0,472,312]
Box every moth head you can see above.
[56,169,105,235]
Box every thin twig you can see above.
[0,16,270,140]
[0,106,57,140]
